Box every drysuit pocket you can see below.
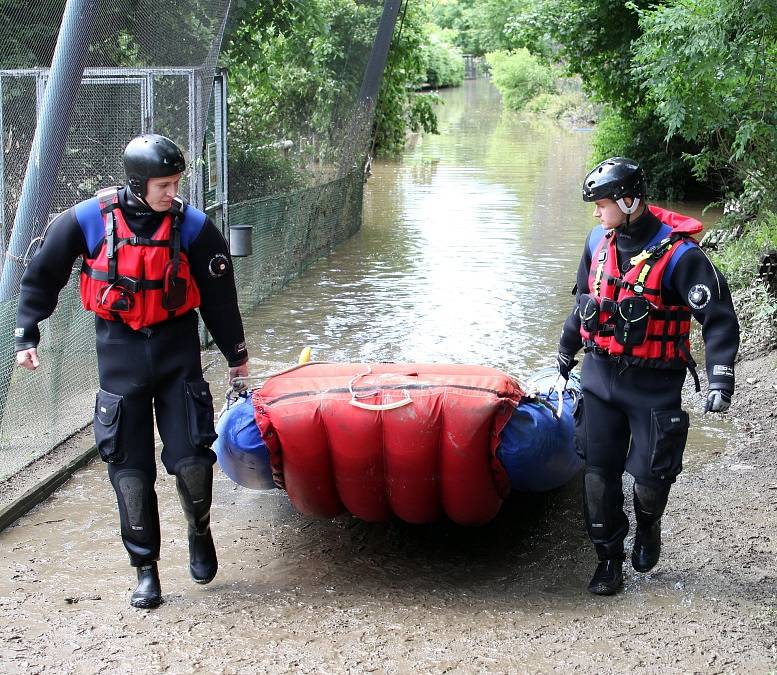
[614,295,650,346]
[184,378,218,448]
[94,389,125,463]
[648,408,689,480]
[162,260,189,311]
[573,396,587,461]
[578,294,600,334]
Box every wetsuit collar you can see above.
[118,186,165,237]
[616,206,662,249]
[122,186,154,217]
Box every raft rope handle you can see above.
[551,373,565,420]
[348,365,413,412]
[349,392,412,411]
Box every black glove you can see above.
[705,385,732,413]
[556,352,579,380]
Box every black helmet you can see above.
[582,157,646,203]
[123,134,186,199]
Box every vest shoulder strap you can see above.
[95,185,121,205]
[662,238,698,287]
[587,225,607,258]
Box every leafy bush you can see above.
[589,106,712,201]
[633,0,777,218]
[486,49,555,110]
[371,2,440,156]
[590,108,634,159]
[712,210,777,290]
[525,89,595,124]
[421,36,465,88]
[228,146,306,200]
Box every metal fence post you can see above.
[357,0,404,109]
[336,0,403,181]
[0,0,100,424]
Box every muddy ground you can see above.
[1,353,776,674]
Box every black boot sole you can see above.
[587,559,624,596]
[190,568,218,585]
[588,580,623,596]
[131,595,163,609]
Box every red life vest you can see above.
[580,205,703,368]
[79,188,200,329]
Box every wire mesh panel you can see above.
[0,73,38,252]
[60,76,146,204]
[0,0,231,480]
[231,169,365,313]
[0,0,392,481]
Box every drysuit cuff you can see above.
[227,353,249,368]
[706,364,734,392]
[14,326,40,352]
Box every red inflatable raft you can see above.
[252,363,524,525]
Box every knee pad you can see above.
[110,469,160,563]
[584,470,628,546]
[174,457,214,520]
[633,481,671,522]
[112,470,154,535]
[175,457,213,500]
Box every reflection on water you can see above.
[232,79,732,459]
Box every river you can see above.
[233,78,731,466]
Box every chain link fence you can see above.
[0,0,390,481]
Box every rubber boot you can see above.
[583,470,628,595]
[588,544,625,596]
[130,562,162,608]
[631,482,670,573]
[175,460,218,584]
[187,527,218,584]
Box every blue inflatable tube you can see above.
[496,367,583,492]
[213,396,275,490]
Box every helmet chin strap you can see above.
[125,185,153,214]
[614,196,641,234]
[616,196,641,215]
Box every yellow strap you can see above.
[629,249,652,266]
[593,259,605,295]
[636,262,652,285]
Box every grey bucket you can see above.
[229,224,253,257]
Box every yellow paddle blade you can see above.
[298,346,312,365]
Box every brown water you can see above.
[226,78,731,467]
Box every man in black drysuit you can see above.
[556,157,739,595]
[15,134,249,609]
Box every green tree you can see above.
[371,0,439,154]
[431,0,528,56]
[634,0,777,216]
[505,0,710,199]
[421,32,465,88]
[486,49,554,110]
